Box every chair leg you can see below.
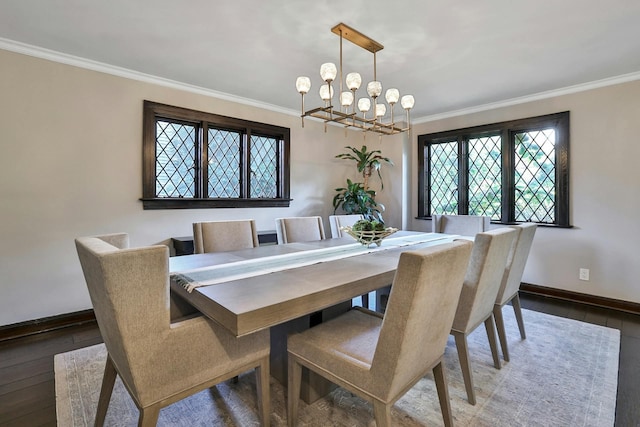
[361,293,369,309]
[94,355,117,427]
[433,361,454,427]
[493,305,510,362]
[512,293,527,339]
[453,332,476,405]
[138,405,160,427]
[255,357,271,427]
[372,400,392,427]
[484,315,501,370]
[287,357,302,427]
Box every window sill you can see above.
[140,198,292,210]
[414,216,572,228]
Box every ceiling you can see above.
[2,0,640,121]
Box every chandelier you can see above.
[295,23,415,136]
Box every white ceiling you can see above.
[2,0,640,120]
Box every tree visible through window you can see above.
[418,111,570,227]
[142,101,290,209]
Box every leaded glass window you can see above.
[155,121,196,198]
[514,129,556,223]
[208,129,241,198]
[468,135,502,220]
[418,111,570,227]
[250,135,278,199]
[142,101,290,209]
[429,141,458,215]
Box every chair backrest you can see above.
[371,240,473,399]
[451,227,517,333]
[495,223,537,305]
[75,233,171,393]
[275,216,325,244]
[432,214,490,236]
[328,214,364,238]
[193,220,259,253]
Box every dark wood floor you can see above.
[1,292,639,426]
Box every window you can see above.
[142,101,290,209]
[418,111,570,227]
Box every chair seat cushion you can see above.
[288,309,381,387]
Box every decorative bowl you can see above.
[342,226,398,247]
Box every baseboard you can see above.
[2,283,638,342]
[520,283,640,315]
[0,309,96,342]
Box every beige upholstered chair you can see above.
[193,219,259,253]
[494,223,537,361]
[75,233,271,427]
[432,214,491,237]
[275,216,325,244]
[287,240,474,427]
[450,227,517,405]
[328,214,364,238]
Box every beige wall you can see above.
[0,49,404,326]
[407,79,640,304]
[3,45,637,326]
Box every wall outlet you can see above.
[579,268,590,281]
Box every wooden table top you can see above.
[169,232,457,337]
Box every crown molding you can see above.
[414,71,640,124]
[0,37,295,116]
[3,37,639,123]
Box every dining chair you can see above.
[450,227,517,405]
[275,216,325,244]
[287,240,474,427]
[193,219,259,253]
[75,233,271,427]
[493,223,537,361]
[328,214,364,238]
[432,214,491,237]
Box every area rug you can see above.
[55,308,619,426]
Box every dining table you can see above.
[168,230,460,402]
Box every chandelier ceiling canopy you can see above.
[295,23,415,136]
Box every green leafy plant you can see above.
[332,179,384,223]
[352,219,385,232]
[335,145,393,190]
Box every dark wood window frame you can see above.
[141,101,291,209]
[418,111,570,227]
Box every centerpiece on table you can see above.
[342,219,397,247]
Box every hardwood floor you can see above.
[0,322,103,427]
[1,293,639,426]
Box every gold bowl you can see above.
[342,226,398,247]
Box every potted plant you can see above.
[332,179,384,222]
[334,145,393,190]
[333,145,393,223]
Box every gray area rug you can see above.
[55,308,619,426]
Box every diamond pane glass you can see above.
[208,129,241,198]
[155,120,196,197]
[514,129,556,223]
[429,141,458,215]
[250,135,278,198]
[469,135,502,220]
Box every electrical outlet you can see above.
[579,268,590,281]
